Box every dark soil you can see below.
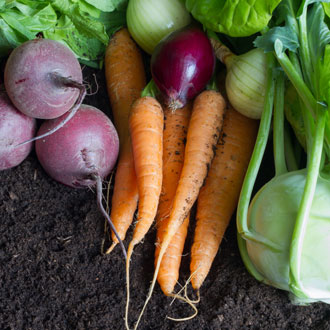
[1,66,330,330]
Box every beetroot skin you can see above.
[0,92,36,170]
[4,38,83,119]
[35,105,119,188]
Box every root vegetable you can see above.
[0,92,36,170]
[35,105,125,257]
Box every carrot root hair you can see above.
[166,293,198,322]
[93,174,127,260]
[125,242,135,330]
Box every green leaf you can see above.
[52,0,109,44]
[84,0,127,12]
[0,17,26,55]
[0,0,125,65]
[185,0,282,37]
[307,2,330,71]
[43,14,105,62]
[319,44,330,105]
[97,9,126,36]
[254,25,299,52]
[0,11,36,39]
[1,4,57,32]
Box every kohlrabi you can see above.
[237,0,330,305]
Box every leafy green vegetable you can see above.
[237,0,330,305]
[184,0,282,37]
[0,0,127,67]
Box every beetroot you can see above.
[35,105,126,257]
[4,38,83,120]
[35,105,119,188]
[0,92,36,170]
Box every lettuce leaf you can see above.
[0,0,127,67]
[184,0,282,37]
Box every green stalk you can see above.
[289,106,327,298]
[284,123,300,172]
[297,10,313,90]
[273,71,287,176]
[275,43,318,117]
[236,53,281,251]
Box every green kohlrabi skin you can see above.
[244,169,330,304]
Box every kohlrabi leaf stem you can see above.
[275,40,318,116]
[273,71,287,176]
[284,122,300,172]
[236,53,281,251]
[289,105,327,298]
[297,9,313,89]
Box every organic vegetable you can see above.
[184,0,281,37]
[105,28,146,146]
[0,0,127,67]
[4,38,87,146]
[151,26,215,109]
[244,169,330,304]
[126,0,191,54]
[106,139,138,254]
[35,105,125,257]
[237,0,330,304]
[190,103,258,291]
[134,89,225,328]
[5,38,83,120]
[104,28,146,252]
[125,96,164,329]
[0,92,36,170]
[154,102,192,296]
[209,33,268,119]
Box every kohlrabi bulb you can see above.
[241,169,330,304]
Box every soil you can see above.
[1,66,330,330]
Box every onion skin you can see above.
[127,0,191,55]
[151,27,215,109]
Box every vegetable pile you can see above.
[1,0,330,328]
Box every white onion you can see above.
[126,0,191,54]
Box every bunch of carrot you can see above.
[104,28,259,328]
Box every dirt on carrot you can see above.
[133,89,226,329]
[154,102,192,296]
[190,104,259,290]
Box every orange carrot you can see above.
[107,139,138,252]
[134,90,226,328]
[154,103,192,296]
[104,28,146,252]
[125,96,163,329]
[105,28,146,145]
[190,104,259,290]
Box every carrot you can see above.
[104,28,146,253]
[106,139,138,252]
[105,27,146,146]
[154,103,192,296]
[125,96,163,329]
[134,90,226,328]
[190,104,259,290]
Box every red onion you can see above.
[151,26,215,109]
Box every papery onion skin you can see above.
[226,48,268,119]
[127,0,191,55]
[151,26,215,109]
